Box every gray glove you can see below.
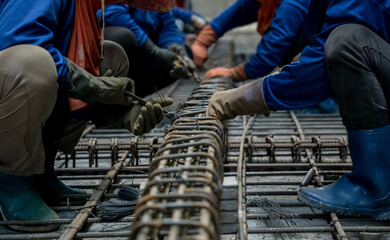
[64,58,135,106]
[206,79,270,120]
[91,97,173,135]
[190,14,207,31]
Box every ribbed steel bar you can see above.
[129,39,236,240]
[58,150,131,240]
[237,116,254,240]
[290,111,349,239]
[3,225,390,240]
[130,80,227,240]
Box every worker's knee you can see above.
[326,24,372,64]
[104,26,137,49]
[0,45,58,98]
[100,40,130,77]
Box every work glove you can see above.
[206,79,270,120]
[191,25,218,69]
[91,97,173,135]
[203,63,248,82]
[168,43,196,79]
[190,14,207,31]
[142,39,192,80]
[141,38,176,70]
[64,59,135,106]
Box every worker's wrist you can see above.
[195,25,218,47]
[230,63,248,82]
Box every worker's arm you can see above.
[244,0,311,79]
[210,0,260,37]
[207,30,333,120]
[203,0,310,82]
[192,0,260,69]
[263,32,331,111]
[0,0,74,87]
[172,6,192,24]
[99,3,148,47]
[156,11,183,48]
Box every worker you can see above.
[0,0,173,232]
[192,0,338,113]
[193,0,308,80]
[207,0,390,220]
[98,4,196,97]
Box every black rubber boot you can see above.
[34,148,87,205]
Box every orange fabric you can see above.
[67,0,102,112]
[257,0,281,35]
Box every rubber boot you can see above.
[298,125,390,220]
[33,148,87,205]
[0,172,60,232]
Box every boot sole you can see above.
[0,206,60,232]
[297,191,390,220]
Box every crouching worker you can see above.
[207,0,390,220]
[0,0,173,232]
[98,4,196,97]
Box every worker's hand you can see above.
[124,97,173,135]
[191,25,218,69]
[167,44,197,79]
[167,43,188,58]
[190,14,207,31]
[171,55,197,79]
[203,63,248,82]
[204,67,231,81]
[206,79,270,120]
[64,59,135,106]
[90,97,173,135]
[141,38,176,69]
[170,60,191,79]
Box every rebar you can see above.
[130,79,228,240]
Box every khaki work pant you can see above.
[0,41,129,176]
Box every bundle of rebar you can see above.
[130,78,229,240]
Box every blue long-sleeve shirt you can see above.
[211,0,260,37]
[264,0,390,110]
[210,0,310,80]
[0,0,74,88]
[172,7,192,24]
[100,3,183,48]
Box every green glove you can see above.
[64,58,135,106]
[90,97,173,135]
[206,79,271,120]
[125,98,173,135]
